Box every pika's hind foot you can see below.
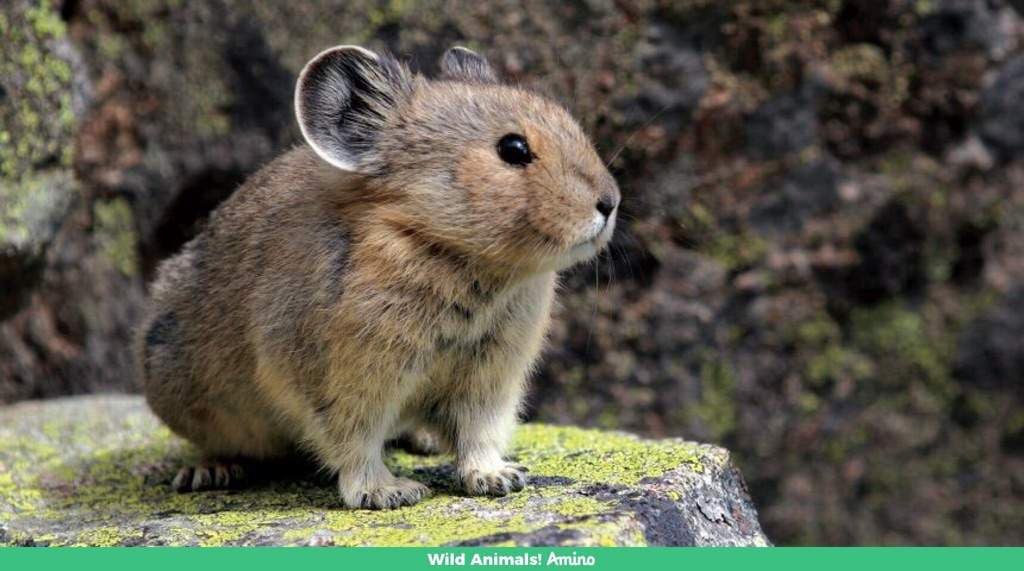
[395,427,443,455]
[172,462,246,492]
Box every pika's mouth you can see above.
[560,214,615,261]
[588,213,616,247]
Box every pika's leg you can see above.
[335,446,432,509]
[447,379,529,497]
[324,416,432,509]
[140,312,293,492]
[259,358,431,510]
[163,414,293,493]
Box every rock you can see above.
[0,0,145,403]
[2,0,1023,548]
[0,395,769,547]
[0,0,648,402]
[0,172,73,319]
[751,156,841,235]
[917,0,1020,60]
[622,20,710,133]
[979,54,1024,161]
[745,89,819,160]
[954,287,1024,391]
[0,1,86,320]
[849,199,928,303]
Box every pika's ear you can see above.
[295,45,413,172]
[439,46,498,84]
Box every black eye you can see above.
[497,133,532,166]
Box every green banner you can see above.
[1,547,1022,570]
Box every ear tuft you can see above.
[295,45,412,172]
[440,46,498,84]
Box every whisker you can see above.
[604,103,674,169]
[584,256,599,356]
[611,239,635,282]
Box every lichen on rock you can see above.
[0,395,768,546]
[0,0,85,319]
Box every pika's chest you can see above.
[356,271,553,377]
[428,285,519,356]
[416,277,549,365]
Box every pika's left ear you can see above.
[294,45,413,173]
[439,46,498,84]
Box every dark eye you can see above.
[497,133,532,166]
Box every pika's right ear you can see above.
[295,45,413,172]
[440,46,498,84]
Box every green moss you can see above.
[92,198,139,276]
[365,0,416,29]
[789,314,841,347]
[71,526,144,547]
[595,408,621,430]
[1,397,712,546]
[513,423,703,485]
[82,0,231,138]
[557,516,646,547]
[0,2,78,262]
[187,80,233,138]
[683,355,738,442]
[783,309,869,390]
[96,33,126,60]
[549,496,606,518]
[914,0,936,15]
[26,2,67,38]
[782,297,963,436]
[849,302,955,408]
[705,232,769,270]
[735,3,840,90]
[806,345,873,387]
[851,304,943,376]
[0,1,76,183]
[685,203,768,271]
[0,171,73,254]
[831,43,885,80]
[830,43,908,107]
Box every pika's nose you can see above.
[596,196,618,218]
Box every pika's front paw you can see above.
[341,477,431,510]
[461,463,528,497]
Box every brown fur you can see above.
[135,45,619,509]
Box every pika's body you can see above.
[137,46,618,509]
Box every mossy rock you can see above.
[0,0,83,318]
[0,395,768,546]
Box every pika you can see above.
[136,45,619,509]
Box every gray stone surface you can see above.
[0,395,769,547]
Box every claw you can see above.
[344,478,430,510]
[192,466,212,490]
[172,467,193,493]
[461,463,529,497]
[170,461,247,492]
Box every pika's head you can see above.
[295,45,619,275]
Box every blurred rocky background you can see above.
[1,0,1022,545]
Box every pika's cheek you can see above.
[456,148,502,195]
[456,148,529,229]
